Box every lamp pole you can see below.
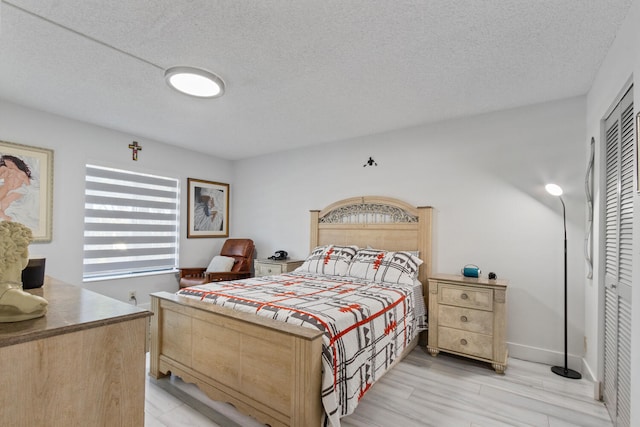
[546,185,581,379]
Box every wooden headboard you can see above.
[309,196,433,305]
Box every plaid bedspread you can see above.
[177,272,423,427]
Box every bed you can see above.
[149,196,433,426]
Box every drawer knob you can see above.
[460,315,468,322]
[461,293,469,300]
[460,339,468,345]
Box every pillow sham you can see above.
[295,245,330,273]
[206,255,236,272]
[322,245,359,276]
[295,244,359,276]
[374,251,423,285]
[347,249,423,285]
[346,249,387,281]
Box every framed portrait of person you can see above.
[0,140,54,242]
[187,178,229,238]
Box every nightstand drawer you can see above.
[439,284,493,311]
[437,326,493,360]
[256,263,284,276]
[254,260,303,277]
[438,305,493,335]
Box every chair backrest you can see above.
[220,239,254,272]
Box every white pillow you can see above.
[346,249,387,281]
[295,245,330,274]
[295,244,359,276]
[319,244,359,276]
[347,249,423,285]
[206,255,236,272]
[374,251,423,285]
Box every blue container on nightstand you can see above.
[461,264,481,278]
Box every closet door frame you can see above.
[599,84,633,427]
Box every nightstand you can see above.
[427,273,508,373]
[254,259,304,277]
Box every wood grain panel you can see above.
[438,326,493,359]
[438,305,493,334]
[439,284,493,311]
[1,318,147,427]
[191,316,295,415]
[160,304,193,365]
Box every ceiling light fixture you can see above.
[164,66,225,98]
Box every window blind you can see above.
[83,164,179,280]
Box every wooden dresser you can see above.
[427,274,508,373]
[0,276,152,426]
[254,259,304,277]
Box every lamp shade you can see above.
[545,183,563,196]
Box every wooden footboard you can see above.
[149,292,324,427]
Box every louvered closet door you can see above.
[603,86,633,427]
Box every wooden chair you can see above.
[179,238,255,289]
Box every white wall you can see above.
[0,100,233,305]
[586,0,638,423]
[1,82,592,373]
[234,96,587,367]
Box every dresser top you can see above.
[0,276,151,348]
[430,273,508,288]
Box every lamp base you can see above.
[551,365,582,379]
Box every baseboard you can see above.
[507,342,584,372]
[581,358,597,382]
[581,358,602,400]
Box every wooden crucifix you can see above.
[128,141,142,161]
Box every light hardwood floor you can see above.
[144,348,612,427]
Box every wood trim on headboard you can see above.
[309,196,434,308]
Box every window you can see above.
[83,164,179,280]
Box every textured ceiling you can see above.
[0,1,633,160]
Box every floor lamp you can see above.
[546,183,582,379]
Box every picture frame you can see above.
[187,178,229,238]
[0,140,54,242]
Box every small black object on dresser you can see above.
[21,258,46,289]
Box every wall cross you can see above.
[128,141,142,161]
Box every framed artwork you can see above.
[0,140,54,242]
[187,178,229,238]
